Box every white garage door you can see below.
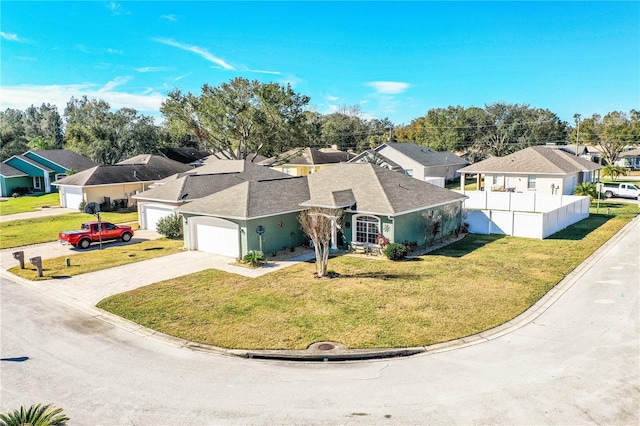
[142,204,176,231]
[193,217,240,257]
[62,187,83,209]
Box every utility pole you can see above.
[573,113,581,156]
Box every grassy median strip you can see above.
[97,202,638,351]
[0,211,139,249]
[8,238,184,280]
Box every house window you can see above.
[405,169,413,177]
[55,173,66,181]
[354,215,380,244]
[527,175,536,190]
[493,175,499,185]
[32,177,41,190]
[282,167,292,175]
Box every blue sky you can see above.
[1,1,638,126]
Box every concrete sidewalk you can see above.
[0,206,78,222]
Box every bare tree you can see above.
[298,208,343,278]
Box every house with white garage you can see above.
[176,162,467,258]
[52,154,190,210]
[133,158,293,231]
[1,150,97,197]
[457,145,602,195]
[349,142,469,185]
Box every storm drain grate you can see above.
[317,343,335,351]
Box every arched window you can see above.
[354,215,380,244]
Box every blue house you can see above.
[1,150,97,197]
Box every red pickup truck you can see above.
[59,221,134,249]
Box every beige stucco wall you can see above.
[84,182,150,206]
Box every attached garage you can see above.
[190,216,240,258]
[61,186,84,209]
[140,203,177,231]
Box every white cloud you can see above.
[107,2,129,16]
[248,69,281,75]
[107,48,124,55]
[0,82,165,114]
[99,76,132,92]
[326,95,339,102]
[0,32,25,42]
[153,37,234,70]
[366,81,410,95]
[135,66,174,73]
[160,14,177,22]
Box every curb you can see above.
[2,214,638,363]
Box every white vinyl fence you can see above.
[454,191,591,239]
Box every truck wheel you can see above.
[79,239,91,249]
[121,232,132,242]
[604,191,613,199]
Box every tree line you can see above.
[1,77,638,164]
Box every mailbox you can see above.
[12,251,25,269]
[29,256,43,278]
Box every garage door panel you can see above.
[63,187,83,209]
[192,218,239,257]
[143,205,175,231]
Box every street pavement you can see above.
[0,206,638,424]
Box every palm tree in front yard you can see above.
[574,182,598,201]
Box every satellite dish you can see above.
[84,202,101,215]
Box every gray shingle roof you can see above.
[305,163,467,215]
[53,155,191,186]
[178,177,310,219]
[458,146,603,175]
[380,143,468,167]
[0,163,28,177]
[29,150,97,171]
[619,148,640,158]
[135,159,292,202]
[348,150,405,172]
[259,147,355,166]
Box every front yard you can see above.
[97,202,638,351]
[8,238,184,280]
[0,211,139,249]
[0,193,60,215]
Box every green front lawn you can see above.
[8,238,184,280]
[0,193,61,215]
[98,202,638,351]
[0,211,139,249]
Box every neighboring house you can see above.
[350,142,469,183]
[615,148,640,170]
[258,146,355,176]
[544,144,602,164]
[1,150,97,197]
[176,162,467,258]
[133,159,292,231]
[52,154,190,210]
[457,146,603,195]
[160,147,210,165]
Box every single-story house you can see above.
[1,150,97,197]
[52,154,191,210]
[258,146,355,176]
[457,146,603,195]
[133,159,292,231]
[350,142,469,184]
[176,162,467,258]
[615,148,640,170]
